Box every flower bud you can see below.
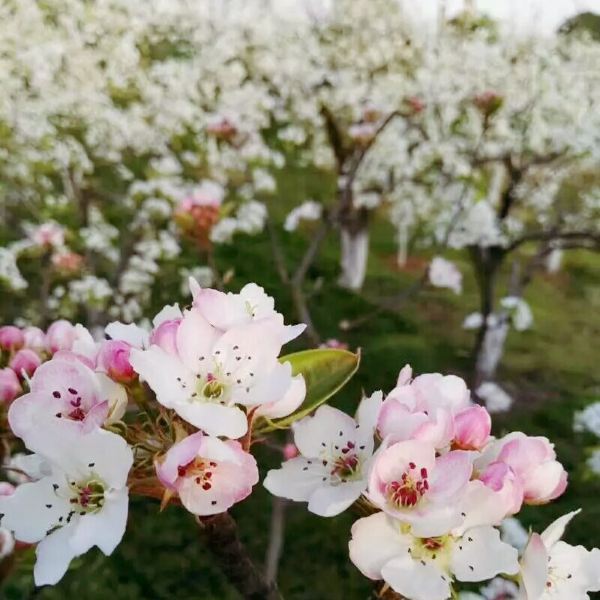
[0,326,24,351]
[496,434,568,505]
[97,340,136,383]
[9,349,42,379]
[149,319,181,355]
[0,368,21,403]
[0,482,15,496]
[45,320,76,353]
[23,326,47,352]
[283,443,299,460]
[454,405,491,450]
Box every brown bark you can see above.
[198,512,281,600]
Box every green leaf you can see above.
[254,348,360,434]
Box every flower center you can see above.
[202,378,225,400]
[387,463,429,508]
[177,457,217,491]
[69,478,106,513]
[53,388,91,422]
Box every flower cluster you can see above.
[0,280,308,585]
[265,365,599,599]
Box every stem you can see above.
[198,512,281,600]
[264,496,286,584]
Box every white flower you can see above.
[476,382,513,414]
[429,257,463,295]
[349,512,519,600]
[284,201,323,232]
[500,296,533,331]
[130,304,302,439]
[0,425,132,586]
[263,393,382,517]
[520,510,600,599]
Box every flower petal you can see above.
[349,512,410,580]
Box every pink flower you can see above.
[453,405,491,450]
[479,461,524,516]
[156,432,258,516]
[97,340,136,383]
[148,319,181,355]
[45,320,77,353]
[51,251,83,274]
[495,434,567,505]
[0,482,15,496]
[9,349,42,379]
[23,327,47,352]
[378,369,471,450]
[0,326,24,351]
[367,440,473,537]
[29,222,64,249]
[8,356,127,448]
[0,369,21,403]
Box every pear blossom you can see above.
[156,432,258,516]
[378,368,471,450]
[0,368,21,403]
[28,222,65,250]
[45,320,77,354]
[0,326,24,351]
[23,327,47,352]
[349,512,519,600]
[366,440,473,537]
[453,406,492,451]
[520,510,600,599]
[500,297,533,332]
[0,425,133,586]
[428,257,463,295]
[284,200,323,232]
[493,433,567,505]
[9,356,127,447]
[263,393,383,517]
[9,348,42,379]
[97,340,136,384]
[190,280,305,343]
[476,382,514,414]
[129,305,302,439]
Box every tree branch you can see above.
[198,512,281,600]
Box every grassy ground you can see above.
[2,170,600,598]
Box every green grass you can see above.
[2,169,600,598]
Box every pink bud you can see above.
[0,368,21,403]
[149,319,181,355]
[97,340,136,383]
[283,443,299,460]
[45,320,76,353]
[9,349,42,379]
[0,482,15,496]
[0,326,24,351]
[453,405,491,450]
[23,326,47,352]
[496,434,568,505]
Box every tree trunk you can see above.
[474,317,510,383]
[199,512,281,600]
[469,245,505,388]
[338,208,370,291]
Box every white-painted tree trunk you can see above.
[338,225,369,291]
[396,222,408,268]
[475,318,509,383]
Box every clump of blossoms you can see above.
[265,365,600,600]
[0,280,360,592]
